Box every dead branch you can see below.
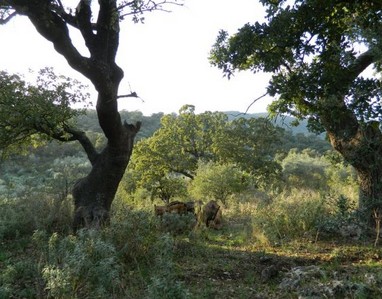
[229,92,268,118]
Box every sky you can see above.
[0,0,273,115]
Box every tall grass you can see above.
[0,194,190,298]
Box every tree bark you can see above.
[4,0,141,229]
[320,96,382,225]
[72,121,140,231]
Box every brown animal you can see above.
[166,201,188,214]
[208,207,223,229]
[201,200,222,229]
[185,201,195,214]
[154,205,167,217]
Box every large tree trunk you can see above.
[72,121,140,231]
[320,97,382,225]
[6,0,142,230]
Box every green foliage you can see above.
[125,106,229,201]
[39,230,123,299]
[210,1,382,132]
[281,149,331,191]
[214,117,283,187]
[189,161,248,205]
[126,108,285,203]
[0,258,40,299]
[0,196,73,240]
[317,194,361,237]
[0,68,88,155]
[252,190,327,243]
[159,213,197,236]
[107,204,159,265]
[251,148,359,244]
[146,234,190,299]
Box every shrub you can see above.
[146,234,190,299]
[159,212,197,236]
[38,229,124,299]
[251,189,327,244]
[189,161,248,205]
[0,195,72,240]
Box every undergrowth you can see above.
[1,183,382,298]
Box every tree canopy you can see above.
[0,68,88,155]
[125,106,284,202]
[210,0,382,128]
[210,0,382,222]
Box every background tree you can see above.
[210,0,382,224]
[126,136,188,203]
[0,69,87,156]
[214,117,283,188]
[125,107,284,202]
[0,0,181,229]
[188,161,248,206]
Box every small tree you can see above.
[189,162,248,206]
[214,116,283,188]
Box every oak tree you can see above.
[0,0,181,230]
[210,0,382,224]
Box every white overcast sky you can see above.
[0,0,273,115]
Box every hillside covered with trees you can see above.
[2,105,380,298]
[1,0,382,298]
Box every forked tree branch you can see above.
[118,0,183,19]
[63,125,100,165]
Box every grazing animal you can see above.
[201,200,222,229]
[154,201,189,217]
[208,206,223,229]
[185,201,195,214]
[154,205,167,217]
[166,201,188,214]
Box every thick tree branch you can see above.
[11,0,95,80]
[346,48,379,85]
[63,126,100,165]
[76,0,97,55]
[117,91,138,99]
[96,0,120,63]
[33,122,99,166]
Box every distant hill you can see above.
[224,111,320,136]
[76,109,322,139]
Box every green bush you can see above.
[252,189,327,243]
[146,234,190,299]
[107,205,159,266]
[37,230,123,299]
[28,203,189,299]
[0,195,72,240]
[159,212,197,236]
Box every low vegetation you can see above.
[1,120,381,298]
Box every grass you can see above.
[173,230,382,298]
[1,197,382,298]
